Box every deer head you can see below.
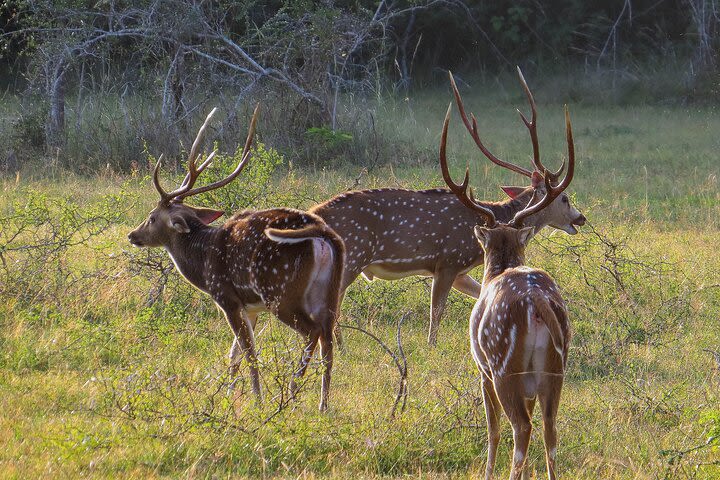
[448,68,585,234]
[473,224,536,274]
[440,93,577,265]
[128,106,259,248]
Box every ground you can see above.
[0,92,718,478]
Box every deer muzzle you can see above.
[127,231,144,247]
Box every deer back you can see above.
[311,188,537,278]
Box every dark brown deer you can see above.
[441,100,573,480]
[310,68,584,346]
[127,106,345,411]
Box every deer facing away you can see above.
[310,68,584,346]
[127,107,345,411]
[441,99,573,480]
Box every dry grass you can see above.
[0,91,718,478]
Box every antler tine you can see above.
[510,105,575,227]
[440,103,496,227]
[154,108,219,203]
[179,150,217,189]
[174,103,260,201]
[448,71,533,178]
[164,107,219,200]
[558,104,575,190]
[516,66,541,173]
[516,67,564,183]
[152,154,170,201]
[188,107,219,173]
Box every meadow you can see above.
[1,88,719,479]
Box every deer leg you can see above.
[276,306,333,412]
[333,287,348,350]
[228,339,241,377]
[495,381,532,480]
[538,378,563,480]
[333,266,361,351]
[228,311,258,377]
[318,328,334,412]
[452,273,482,298]
[520,397,537,480]
[428,270,456,346]
[481,377,502,480]
[223,306,262,401]
[289,329,320,398]
[509,415,532,480]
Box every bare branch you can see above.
[338,311,409,417]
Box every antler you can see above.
[440,103,497,227]
[509,105,575,227]
[515,67,564,183]
[448,71,533,178]
[153,104,260,203]
[154,108,219,202]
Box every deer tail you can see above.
[265,223,346,321]
[264,224,330,244]
[532,297,565,359]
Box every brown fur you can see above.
[470,225,570,480]
[311,185,584,345]
[129,203,345,411]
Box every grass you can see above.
[0,86,719,479]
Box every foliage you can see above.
[192,141,284,213]
[0,89,719,479]
[1,0,719,162]
[303,126,354,166]
[0,185,132,304]
[10,99,46,149]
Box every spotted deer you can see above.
[127,107,345,411]
[310,67,584,346]
[441,101,573,480]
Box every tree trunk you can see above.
[47,60,66,148]
[396,10,417,92]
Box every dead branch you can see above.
[339,311,409,417]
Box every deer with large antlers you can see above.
[127,107,345,411]
[441,100,573,479]
[310,68,585,346]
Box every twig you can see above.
[338,311,409,417]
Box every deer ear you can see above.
[517,226,535,246]
[530,171,544,188]
[500,186,525,199]
[169,215,190,233]
[473,225,491,249]
[191,207,225,225]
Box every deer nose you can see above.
[573,214,586,226]
[127,232,141,246]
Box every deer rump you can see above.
[263,223,345,321]
[474,291,568,398]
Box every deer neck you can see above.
[481,249,525,286]
[165,223,222,291]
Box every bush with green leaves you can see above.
[190,141,284,212]
[303,126,354,167]
[0,186,132,305]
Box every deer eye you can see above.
[561,196,569,204]
[148,217,155,224]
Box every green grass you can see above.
[0,89,719,479]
